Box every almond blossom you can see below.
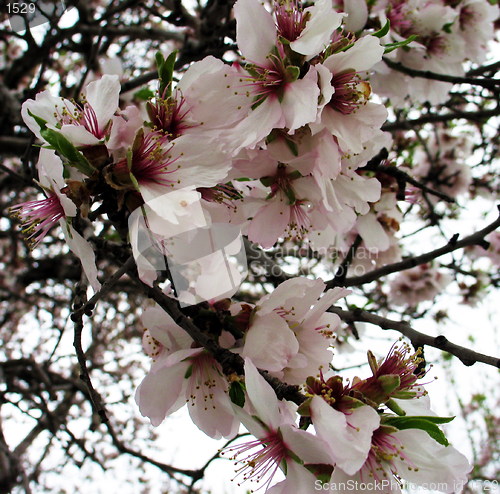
[10,148,100,291]
[21,74,120,147]
[225,358,330,492]
[135,305,239,439]
[242,277,350,384]
[327,427,471,493]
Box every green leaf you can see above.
[285,138,299,157]
[373,20,390,38]
[156,50,177,97]
[385,398,407,416]
[260,176,275,187]
[134,87,155,101]
[229,381,246,407]
[285,65,300,83]
[443,22,454,34]
[41,128,96,176]
[184,364,193,379]
[28,110,96,176]
[384,35,418,54]
[383,415,455,446]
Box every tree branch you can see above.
[329,306,500,369]
[327,207,500,287]
[383,57,500,90]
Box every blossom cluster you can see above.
[136,286,471,493]
[10,0,492,491]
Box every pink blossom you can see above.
[328,427,471,493]
[242,277,350,384]
[224,358,329,492]
[22,75,120,147]
[10,148,100,291]
[135,306,239,438]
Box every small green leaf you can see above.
[40,128,96,176]
[28,110,96,176]
[443,22,454,34]
[385,398,407,416]
[383,415,454,446]
[134,87,155,101]
[284,186,296,205]
[184,364,193,379]
[285,139,299,157]
[373,20,390,38]
[384,35,418,54]
[285,65,300,82]
[156,50,177,97]
[260,176,275,187]
[229,381,246,408]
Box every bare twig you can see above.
[329,306,500,369]
[327,207,500,288]
[383,57,500,90]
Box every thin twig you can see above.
[327,207,500,288]
[383,57,500,90]
[329,306,500,369]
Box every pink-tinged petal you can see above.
[189,387,239,439]
[392,392,434,416]
[305,287,351,326]
[59,125,102,147]
[142,306,193,351]
[266,460,318,494]
[313,64,334,112]
[247,197,290,248]
[21,91,75,141]
[140,185,208,228]
[392,430,472,491]
[281,71,319,132]
[84,74,121,130]
[179,57,249,128]
[329,468,401,493]
[234,0,276,64]
[356,213,390,252]
[135,362,187,426]
[310,396,379,475]
[107,105,144,153]
[37,148,65,189]
[290,0,344,57]
[36,149,78,218]
[243,358,283,430]
[320,103,387,155]
[160,348,202,368]
[258,277,324,317]
[324,36,384,73]
[224,97,285,154]
[280,426,331,465]
[242,311,299,373]
[342,0,369,33]
[169,135,233,189]
[63,223,101,292]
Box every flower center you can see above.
[225,429,289,490]
[114,131,180,188]
[10,192,66,249]
[329,71,371,115]
[274,0,310,42]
